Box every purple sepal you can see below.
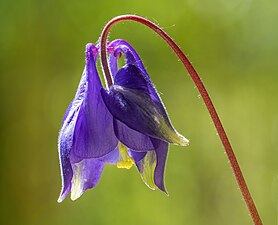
[58,43,118,202]
[98,148,119,164]
[151,138,168,194]
[113,119,154,151]
[70,44,118,162]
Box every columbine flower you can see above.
[58,40,189,202]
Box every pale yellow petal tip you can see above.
[175,134,190,147]
[180,136,190,146]
[70,189,83,201]
[143,182,157,191]
[70,162,84,201]
[141,173,157,190]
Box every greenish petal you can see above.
[137,151,157,190]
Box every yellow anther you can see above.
[117,142,134,169]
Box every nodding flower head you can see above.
[58,40,189,202]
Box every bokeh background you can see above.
[0,0,277,224]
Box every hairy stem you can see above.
[99,15,263,225]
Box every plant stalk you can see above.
[99,15,263,225]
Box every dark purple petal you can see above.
[69,43,118,163]
[129,150,147,162]
[151,138,169,193]
[70,159,104,201]
[100,65,189,146]
[114,119,154,151]
[108,40,160,102]
[113,64,149,91]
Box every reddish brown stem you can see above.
[99,15,263,225]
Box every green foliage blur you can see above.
[0,0,277,224]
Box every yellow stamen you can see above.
[117,142,134,169]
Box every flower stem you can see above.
[99,15,263,225]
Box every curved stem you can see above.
[99,15,263,225]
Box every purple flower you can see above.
[58,40,189,202]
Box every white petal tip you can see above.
[70,191,83,201]
[176,135,190,147]
[57,193,67,203]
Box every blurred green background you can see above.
[0,0,277,224]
